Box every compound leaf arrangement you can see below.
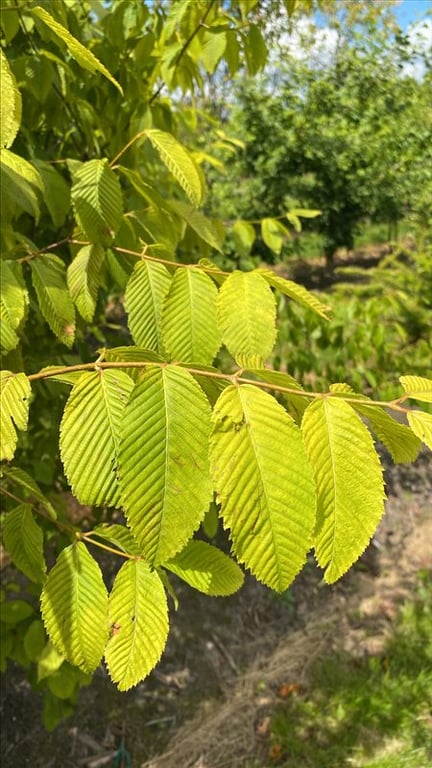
[0,0,431,698]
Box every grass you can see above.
[264,570,432,768]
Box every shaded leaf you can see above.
[1,465,56,520]
[31,6,123,94]
[0,148,42,220]
[166,540,244,596]
[30,254,75,347]
[104,560,168,691]
[67,244,105,322]
[170,201,223,251]
[2,504,46,583]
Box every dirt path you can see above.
[2,452,430,768]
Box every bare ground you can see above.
[1,450,431,768]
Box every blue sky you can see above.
[394,0,431,29]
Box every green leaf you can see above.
[67,244,105,322]
[40,542,108,673]
[216,270,276,367]
[2,504,46,583]
[60,370,134,507]
[258,268,331,320]
[0,49,22,148]
[0,465,56,520]
[261,218,289,255]
[232,219,256,256]
[103,346,164,382]
[23,619,46,662]
[30,254,75,347]
[0,371,31,461]
[170,201,223,251]
[209,385,316,591]
[245,368,308,422]
[244,24,268,75]
[353,404,422,463]
[407,410,432,450]
[161,268,221,364]
[399,376,432,403]
[302,398,385,583]
[125,260,172,353]
[119,366,213,566]
[0,148,43,220]
[0,320,19,355]
[37,366,83,386]
[37,641,64,681]
[33,160,70,228]
[201,26,227,74]
[71,159,123,246]
[165,540,244,596]
[145,129,204,207]
[104,559,168,691]
[289,208,321,219]
[31,6,123,94]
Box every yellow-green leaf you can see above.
[118,366,213,566]
[161,268,221,364]
[71,159,123,246]
[0,148,43,220]
[60,370,134,507]
[0,371,31,461]
[210,385,316,591]
[104,560,168,691]
[302,398,385,583]
[407,410,432,450]
[1,466,56,520]
[30,254,75,347]
[40,543,108,673]
[165,540,244,596]
[145,129,204,207]
[1,49,22,148]
[216,270,276,367]
[258,268,331,320]
[124,260,172,353]
[67,244,105,322]
[399,376,432,403]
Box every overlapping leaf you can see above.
[2,504,46,583]
[40,543,108,673]
[0,148,43,220]
[302,398,385,583]
[170,201,223,251]
[60,370,134,506]
[399,375,432,403]
[31,6,123,94]
[125,260,172,352]
[1,466,56,520]
[166,540,244,596]
[118,366,213,565]
[354,403,421,463]
[71,159,123,246]
[104,560,168,691]
[67,244,105,321]
[30,254,75,347]
[210,385,316,592]
[258,268,330,319]
[216,271,276,367]
[145,129,204,207]
[245,368,309,423]
[407,410,432,450]
[161,268,221,364]
[1,49,21,148]
[103,346,164,382]
[0,260,28,352]
[0,371,31,461]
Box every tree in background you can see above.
[207,3,432,264]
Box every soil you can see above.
[1,449,430,768]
